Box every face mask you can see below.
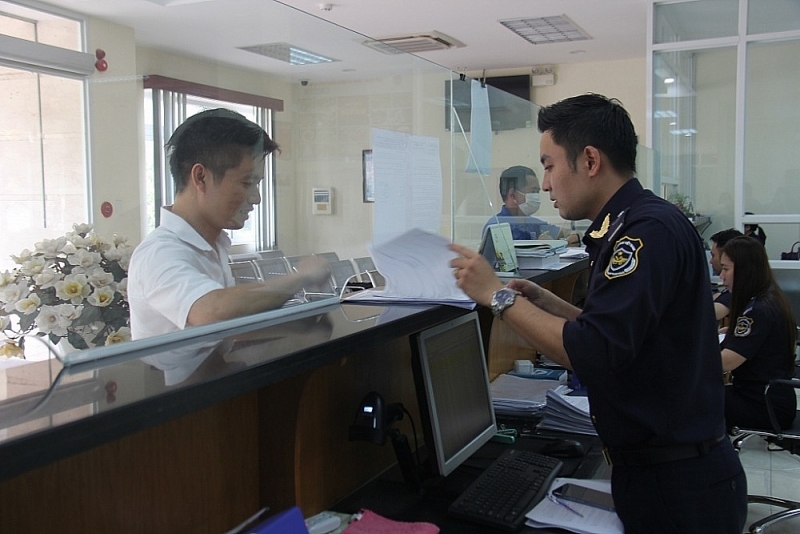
[518,192,541,216]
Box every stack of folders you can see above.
[537,389,598,436]
[514,240,568,269]
[490,374,570,418]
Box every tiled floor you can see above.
[738,434,800,533]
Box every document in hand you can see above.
[341,228,476,309]
[526,478,623,534]
[537,389,598,436]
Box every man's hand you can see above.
[295,255,332,289]
[448,243,504,306]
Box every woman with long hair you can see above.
[719,236,797,432]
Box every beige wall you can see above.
[81,15,647,258]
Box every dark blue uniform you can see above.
[563,179,746,533]
[723,295,797,431]
[484,206,560,240]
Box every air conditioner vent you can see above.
[362,31,465,55]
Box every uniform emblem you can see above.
[733,316,753,337]
[604,236,643,279]
[589,214,610,238]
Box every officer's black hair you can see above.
[537,93,637,176]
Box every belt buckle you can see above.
[602,447,613,466]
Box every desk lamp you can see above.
[349,391,422,492]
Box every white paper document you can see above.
[526,478,623,534]
[537,389,598,436]
[490,374,569,416]
[341,228,475,309]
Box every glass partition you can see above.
[0,0,653,366]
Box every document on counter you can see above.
[341,228,476,309]
[537,389,598,436]
[490,374,569,416]
[526,478,623,534]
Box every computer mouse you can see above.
[539,439,586,458]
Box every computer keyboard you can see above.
[448,449,563,531]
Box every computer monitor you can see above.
[411,312,497,477]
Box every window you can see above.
[0,1,90,272]
[144,76,283,252]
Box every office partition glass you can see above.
[651,0,800,262]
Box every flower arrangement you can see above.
[667,192,695,218]
[0,223,132,357]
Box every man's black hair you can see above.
[166,108,279,194]
[710,228,743,248]
[537,93,637,176]
[499,165,536,199]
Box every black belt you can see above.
[602,435,726,467]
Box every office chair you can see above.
[229,260,260,285]
[352,256,386,287]
[229,252,259,262]
[257,249,285,260]
[252,257,291,279]
[731,378,800,534]
[314,251,340,264]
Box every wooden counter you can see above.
[0,260,588,533]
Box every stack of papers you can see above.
[341,228,475,309]
[560,247,589,260]
[489,374,569,417]
[537,389,598,436]
[526,478,623,534]
[514,240,567,269]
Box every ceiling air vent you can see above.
[362,31,465,55]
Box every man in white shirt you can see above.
[129,109,330,339]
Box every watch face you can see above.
[495,289,515,306]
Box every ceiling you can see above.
[40,0,653,82]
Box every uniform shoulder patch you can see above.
[604,236,643,280]
[733,316,754,337]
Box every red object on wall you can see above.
[101,201,113,218]
[95,59,108,72]
[95,49,106,59]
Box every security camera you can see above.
[300,80,309,86]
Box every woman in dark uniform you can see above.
[719,236,797,432]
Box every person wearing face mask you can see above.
[484,165,579,244]
[128,109,331,339]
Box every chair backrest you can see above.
[352,256,376,273]
[257,249,285,260]
[229,260,260,285]
[314,251,340,264]
[253,257,290,279]
[229,252,259,262]
[284,255,313,272]
[329,259,359,294]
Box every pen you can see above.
[548,493,584,518]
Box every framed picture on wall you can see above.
[362,149,374,203]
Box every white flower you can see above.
[90,232,113,252]
[87,267,114,288]
[117,278,128,299]
[117,245,134,271]
[55,273,91,304]
[14,292,41,314]
[34,237,67,259]
[73,223,93,235]
[113,234,128,247]
[60,240,78,255]
[1,282,28,311]
[20,256,47,277]
[68,234,92,249]
[36,305,68,337]
[103,246,123,262]
[67,248,102,269]
[34,267,62,289]
[11,249,33,264]
[87,286,115,307]
[0,271,14,288]
[56,303,82,323]
[106,326,131,345]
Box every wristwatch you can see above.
[490,287,520,319]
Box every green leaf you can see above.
[67,330,89,350]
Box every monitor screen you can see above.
[411,312,497,477]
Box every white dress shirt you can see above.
[128,207,234,339]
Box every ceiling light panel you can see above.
[238,42,338,65]
[500,15,591,45]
